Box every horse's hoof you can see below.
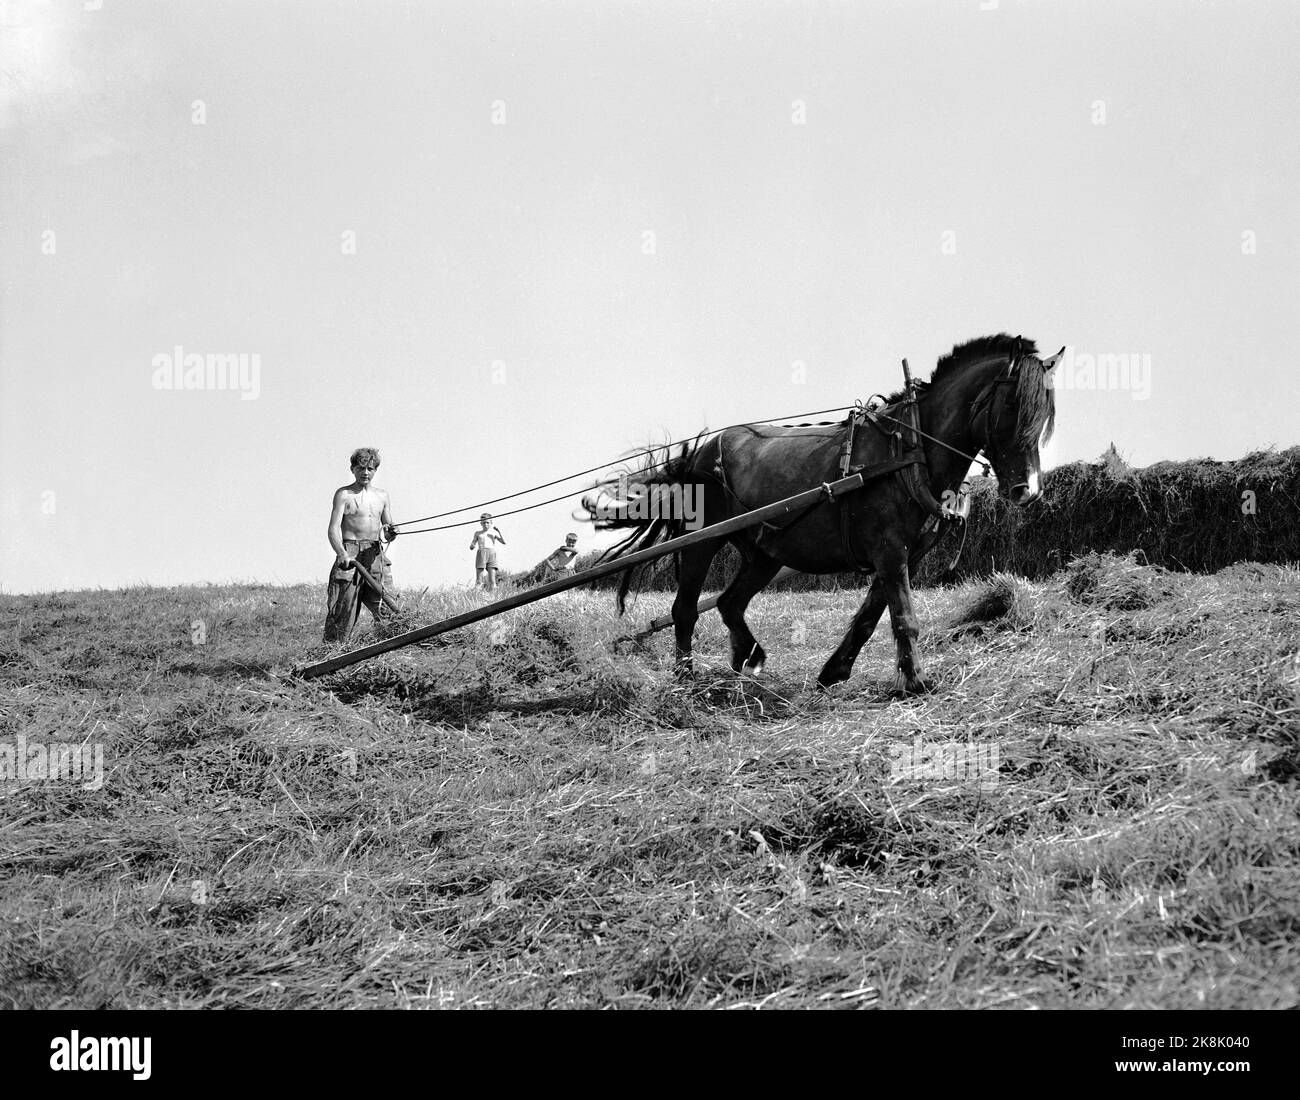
[740,644,766,678]
[817,662,849,689]
[889,672,933,696]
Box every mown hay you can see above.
[1063,551,1176,611]
[917,446,1300,585]
[3,568,1300,1009]
[325,593,650,722]
[943,573,1044,637]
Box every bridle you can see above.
[966,355,1025,477]
[867,350,1025,480]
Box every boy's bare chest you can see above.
[343,489,383,515]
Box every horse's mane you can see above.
[883,333,1053,446]
[933,333,1039,384]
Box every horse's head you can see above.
[973,344,1064,505]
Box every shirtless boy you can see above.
[324,447,400,642]
[542,533,580,581]
[470,513,506,592]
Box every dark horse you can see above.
[584,334,1063,692]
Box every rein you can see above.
[865,406,992,478]
[392,403,856,535]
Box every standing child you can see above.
[324,447,399,642]
[470,513,506,591]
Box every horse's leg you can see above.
[882,557,929,694]
[817,574,889,687]
[716,549,783,675]
[672,540,724,678]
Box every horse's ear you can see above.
[1042,347,1066,373]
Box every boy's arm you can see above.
[381,491,398,541]
[328,489,350,565]
[494,527,506,545]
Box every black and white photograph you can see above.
[2,0,1297,1051]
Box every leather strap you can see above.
[895,400,949,521]
[838,405,956,571]
[847,449,930,483]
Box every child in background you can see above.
[470,513,506,591]
[542,533,580,581]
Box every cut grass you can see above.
[1,556,1298,1008]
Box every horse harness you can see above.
[714,351,1023,575]
[831,397,949,572]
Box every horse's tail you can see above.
[579,434,708,615]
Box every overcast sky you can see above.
[2,0,1298,594]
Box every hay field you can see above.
[2,554,1298,1009]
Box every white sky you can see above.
[2,0,1298,594]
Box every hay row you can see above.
[916,445,1300,585]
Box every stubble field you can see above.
[2,553,1298,1009]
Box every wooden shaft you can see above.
[350,561,404,615]
[296,473,864,679]
[639,565,800,636]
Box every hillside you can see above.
[1,554,1298,1008]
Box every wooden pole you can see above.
[295,473,864,679]
[350,561,404,616]
[637,565,800,637]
